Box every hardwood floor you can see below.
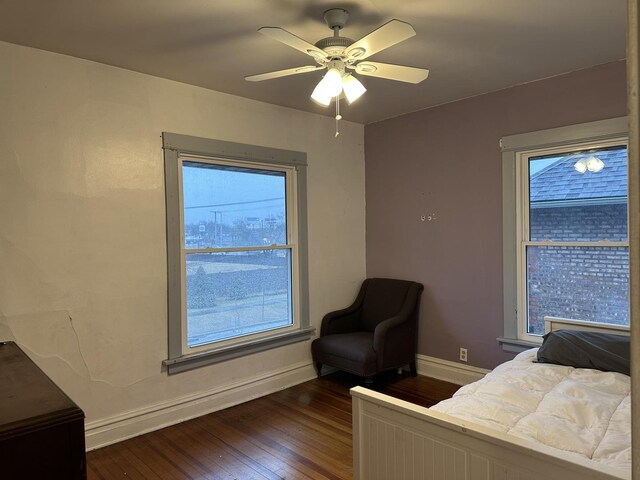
[86,371,459,480]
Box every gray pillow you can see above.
[536,329,630,376]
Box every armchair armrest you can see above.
[372,283,423,369]
[372,312,411,353]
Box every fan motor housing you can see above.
[323,8,349,30]
[315,36,354,57]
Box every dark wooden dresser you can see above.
[0,341,87,479]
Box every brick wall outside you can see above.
[526,203,629,334]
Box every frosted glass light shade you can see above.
[574,160,588,173]
[585,156,605,172]
[311,68,343,106]
[322,68,343,96]
[342,74,366,104]
[311,83,333,106]
[574,156,605,173]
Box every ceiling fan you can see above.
[245,8,429,115]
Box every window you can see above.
[501,117,629,351]
[162,133,313,373]
[518,143,629,341]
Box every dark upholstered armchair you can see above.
[311,278,424,380]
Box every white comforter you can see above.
[431,348,631,472]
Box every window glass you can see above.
[181,160,294,349]
[185,251,292,347]
[182,162,287,249]
[526,246,629,335]
[528,146,628,242]
[523,144,629,336]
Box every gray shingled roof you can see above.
[530,147,627,204]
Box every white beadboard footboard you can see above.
[350,386,629,480]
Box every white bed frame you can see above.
[351,317,630,480]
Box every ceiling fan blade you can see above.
[245,65,325,82]
[354,62,429,84]
[258,27,329,61]
[344,20,416,61]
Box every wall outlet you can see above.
[459,347,468,362]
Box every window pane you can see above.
[526,245,629,335]
[185,250,292,347]
[529,146,627,242]
[182,162,287,249]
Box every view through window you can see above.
[522,145,629,336]
[182,160,295,348]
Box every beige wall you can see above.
[0,41,366,446]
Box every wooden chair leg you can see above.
[409,360,417,377]
[315,362,322,378]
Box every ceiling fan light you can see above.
[585,155,605,172]
[322,68,344,96]
[574,159,588,173]
[311,81,333,106]
[343,74,366,104]
[311,68,343,106]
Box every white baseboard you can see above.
[416,354,489,385]
[85,357,486,450]
[85,361,317,450]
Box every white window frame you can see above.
[515,138,629,343]
[162,133,313,373]
[178,155,301,354]
[500,117,629,353]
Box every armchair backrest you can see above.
[359,278,423,332]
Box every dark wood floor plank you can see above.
[89,447,140,480]
[171,419,272,480]
[160,421,268,480]
[197,409,324,480]
[87,452,111,480]
[193,412,299,479]
[267,388,352,436]
[151,428,228,480]
[101,446,152,480]
[127,433,201,480]
[272,384,352,427]
[87,371,459,480]
[112,442,164,480]
[214,402,350,480]
[251,401,351,467]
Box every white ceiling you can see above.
[0,0,627,124]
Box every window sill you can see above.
[163,327,315,374]
[497,336,541,354]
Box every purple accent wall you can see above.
[364,61,627,369]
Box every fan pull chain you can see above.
[335,96,342,137]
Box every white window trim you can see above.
[499,117,629,353]
[162,133,313,374]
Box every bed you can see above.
[350,317,630,479]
